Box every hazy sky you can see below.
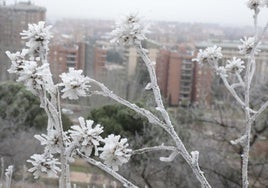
[8,0,268,26]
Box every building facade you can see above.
[156,48,195,106]
[49,42,86,81]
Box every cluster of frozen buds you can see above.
[6,22,54,95]
[111,14,147,46]
[216,57,245,77]
[193,45,223,64]
[68,117,104,158]
[194,45,246,77]
[58,68,91,100]
[238,36,260,56]
[67,117,132,171]
[28,117,132,179]
[247,0,268,11]
[100,134,132,171]
[225,57,245,74]
[35,130,63,154]
[27,154,61,179]
[20,21,52,58]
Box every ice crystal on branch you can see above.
[5,165,13,178]
[194,45,223,64]
[225,57,245,74]
[216,66,228,77]
[20,21,52,57]
[6,49,28,73]
[99,134,132,171]
[247,0,265,10]
[111,14,147,46]
[35,130,63,154]
[239,36,260,55]
[69,117,103,157]
[59,68,90,100]
[27,154,61,179]
[16,62,53,95]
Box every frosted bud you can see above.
[145,83,152,90]
[191,151,199,165]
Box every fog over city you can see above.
[3,0,268,25]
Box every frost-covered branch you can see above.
[111,14,212,188]
[132,145,179,162]
[78,152,138,188]
[88,79,167,129]
[194,2,268,187]
[132,145,177,155]
[4,165,13,188]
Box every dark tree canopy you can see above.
[88,104,149,138]
[0,82,72,130]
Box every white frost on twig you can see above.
[230,135,247,146]
[160,151,179,162]
[191,151,199,165]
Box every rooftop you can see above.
[196,40,268,50]
[0,1,46,11]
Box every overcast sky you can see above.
[7,0,268,26]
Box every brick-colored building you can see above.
[93,47,107,78]
[156,48,196,106]
[191,62,213,106]
[84,41,107,78]
[0,1,46,48]
[155,49,170,98]
[49,40,107,81]
[49,42,86,81]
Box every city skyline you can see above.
[4,0,268,26]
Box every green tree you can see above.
[88,104,149,138]
[0,82,72,130]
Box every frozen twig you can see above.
[159,151,179,162]
[235,71,245,88]
[88,79,167,130]
[230,135,247,146]
[136,44,211,188]
[132,145,179,162]
[132,145,177,155]
[251,99,268,121]
[78,152,138,188]
[4,165,13,188]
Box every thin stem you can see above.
[56,88,70,188]
[79,153,138,188]
[137,46,211,187]
[88,81,167,130]
[1,158,4,184]
[220,74,256,114]
[240,10,259,188]
[251,100,268,121]
[137,46,172,126]
[220,75,245,108]
[235,71,245,88]
[132,146,177,155]
[248,59,256,86]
